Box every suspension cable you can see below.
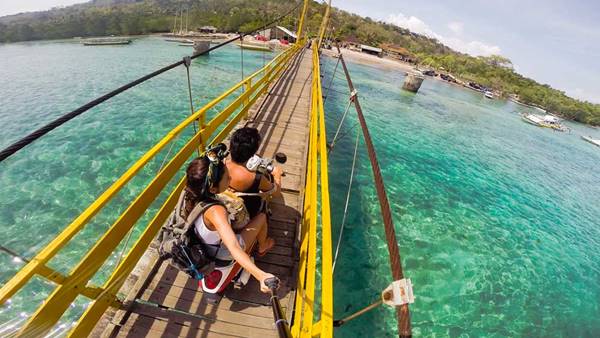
[0,1,302,163]
[331,121,359,147]
[323,54,341,105]
[328,91,356,151]
[335,44,412,337]
[332,130,359,273]
[0,245,29,263]
[183,56,197,135]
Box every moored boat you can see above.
[82,38,131,46]
[235,40,273,52]
[521,113,569,132]
[581,135,600,147]
[165,38,194,43]
[484,90,494,99]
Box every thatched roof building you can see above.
[381,43,417,63]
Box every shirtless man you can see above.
[226,127,283,255]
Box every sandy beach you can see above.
[321,47,416,72]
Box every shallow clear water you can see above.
[1,38,599,336]
[0,36,274,327]
[322,57,600,337]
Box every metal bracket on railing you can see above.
[183,56,191,68]
[382,279,414,307]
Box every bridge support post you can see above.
[243,79,252,118]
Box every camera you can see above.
[246,155,275,174]
[206,143,229,161]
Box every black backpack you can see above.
[158,189,221,279]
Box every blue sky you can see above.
[334,0,600,103]
[1,0,598,103]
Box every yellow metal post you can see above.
[244,79,252,118]
[316,48,334,335]
[318,0,332,49]
[299,41,320,338]
[296,0,310,41]
[291,115,315,336]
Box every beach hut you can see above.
[199,26,217,34]
[381,43,417,63]
[265,26,297,43]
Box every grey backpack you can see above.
[158,189,221,279]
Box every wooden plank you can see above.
[141,282,272,319]
[259,150,305,168]
[116,315,244,338]
[268,225,296,242]
[269,201,302,222]
[98,248,163,337]
[256,253,295,268]
[225,265,294,306]
[119,306,278,338]
[144,260,293,296]
[268,217,298,231]
[138,286,275,330]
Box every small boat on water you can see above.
[82,38,131,46]
[165,38,194,43]
[178,42,194,46]
[581,135,600,147]
[521,113,569,132]
[235,41,273,52]
[484,91,494,99]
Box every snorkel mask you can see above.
[204,143,229,195]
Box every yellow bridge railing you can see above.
[0,42,302,337]
[291,41,334,337]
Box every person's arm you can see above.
[258,166,283,195]
[205,205,275,293]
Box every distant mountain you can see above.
[0,0,297,40]
[0,0,598,125]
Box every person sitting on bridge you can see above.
[226,127,282,255]
[186,148,277,293]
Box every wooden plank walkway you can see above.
[95,46,312,338]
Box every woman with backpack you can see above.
[181,144,278,293]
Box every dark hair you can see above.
[186,156,224,199]
[230,127,261,163]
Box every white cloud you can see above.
[443,37,501,56]
[387,13,439,38]
[386,12,501,57]
[448,21,464,35]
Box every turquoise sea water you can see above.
[0,36,274,328]
[1,37,599,336]
[322,58,600,337]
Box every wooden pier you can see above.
[96,47,313,337]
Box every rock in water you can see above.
[402,73,425,93]
[193,41,210,55]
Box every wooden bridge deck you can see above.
[96,46,312,337]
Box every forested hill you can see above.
[1,0,598,125]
